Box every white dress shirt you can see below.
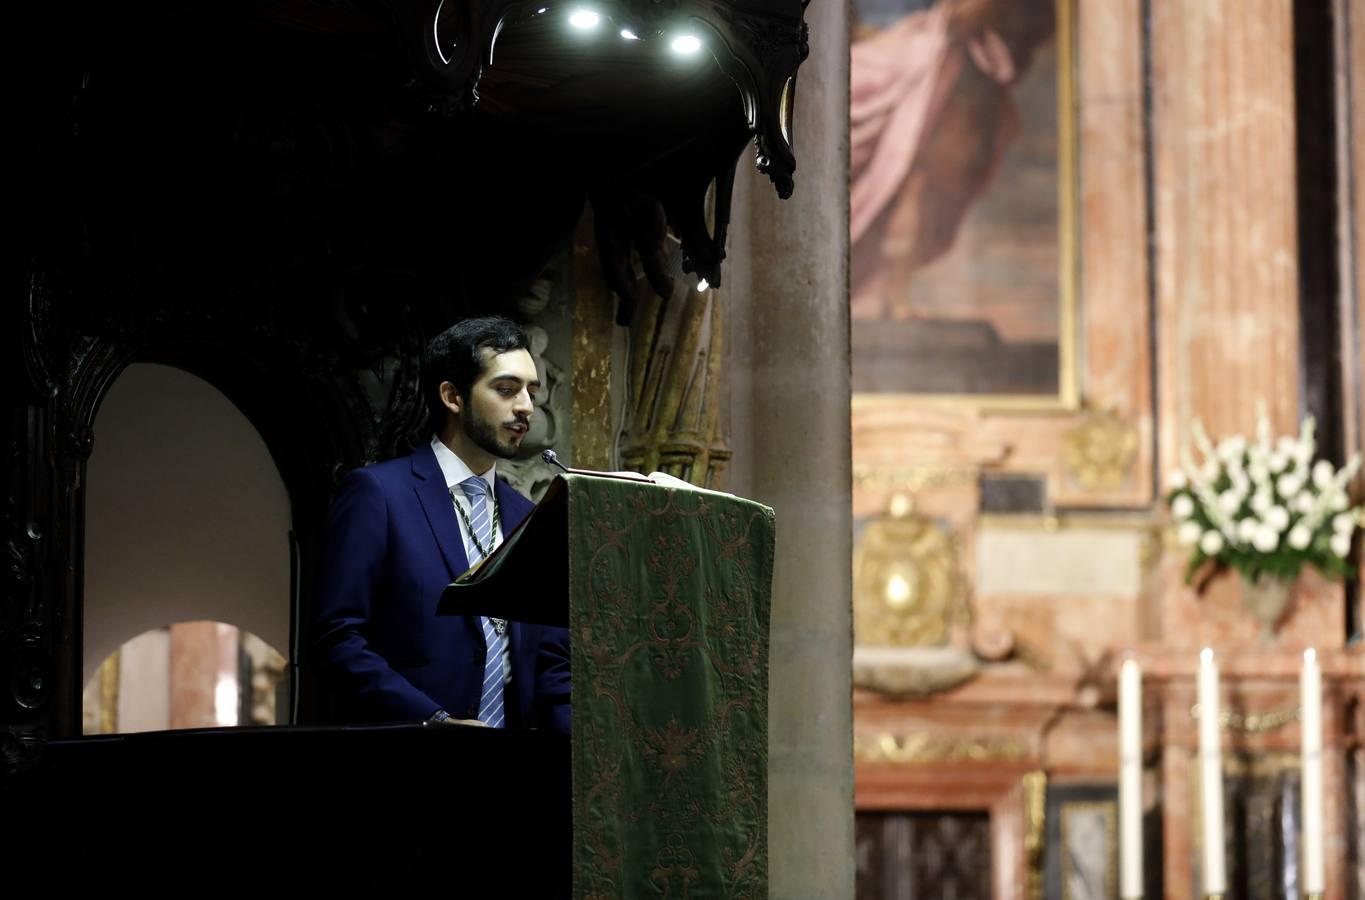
[430,434,505,557]
[429,434,511,686]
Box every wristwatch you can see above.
[428,709,452,723]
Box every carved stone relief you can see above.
[617,260,731,488]
[500,249,577,501]
[1062,407,1139,492]
[241,632,287,727]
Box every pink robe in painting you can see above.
[851,0,1048,320]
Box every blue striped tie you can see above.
[460,476,506,728]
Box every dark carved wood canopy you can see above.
[23,0,807,328]
[3,0,808,760]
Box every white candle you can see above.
[1301,648,1324,893]
[1119,659,1143,898]
[1198,648,1226,894]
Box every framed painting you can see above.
[850,0,1078,409]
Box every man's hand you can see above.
[428,710,489,727]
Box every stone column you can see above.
[1339,0,1365,630]
[169,621,235,729]
[1152,0,1302,457]
[722,0,853,892]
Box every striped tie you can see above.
[459,476,506,728]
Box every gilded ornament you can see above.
[854,733,1030,764]
[854,498,963,647]
[1063,409,1138,490]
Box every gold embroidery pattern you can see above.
[571,482,773,899]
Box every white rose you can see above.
[1171,495,1195,519]
[1219,437,1246,462]
[1250,492,1272,514]
[1199,459,1220,482]
[1331,492,1349,512]
[1276,436,1298,456]
[1199,531,1225,555]
[1237,518,1259,543]
[1293,491,1316,514]
[1248,461,1270,485]
[1264,506,1290,532]
[1333,512,1356,534]
[1288,525,1312,550]
[1167,470,1188,491]
[1178,521,1202,546]
[1253,526,1280,553]
[1313,459,1335,489]
[1268,451,1289,473]
[1276,473,1302,498]
[1330,533,1352,556]
[1218,491,1242,515]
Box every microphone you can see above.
[541,449,571,473]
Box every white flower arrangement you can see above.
[1167,412,1362,583]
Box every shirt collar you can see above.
[430,434,496,493]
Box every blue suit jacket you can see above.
[311,443,571,731]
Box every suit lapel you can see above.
[411,443,468,580]
[494,477,534,534]
[505,619,527,728]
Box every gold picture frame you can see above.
[851,0,1080,413]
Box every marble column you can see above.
[1339,0,1365,626]
[1146,0,1344,656]
[1340,7,1365,896]
[722,0,853,893]
[169,621,235,729]
[118,627,171,733]
[1152,0,1302,456]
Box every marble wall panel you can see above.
[117,627,171,733]
[975,528,1143,597]
[1148,555,1347,652]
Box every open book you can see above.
[542,467,703,490]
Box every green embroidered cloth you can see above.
[567,475,773,899]
[441,473,774,897]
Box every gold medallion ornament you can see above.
[853,495,962,647]
[1063,408,1139,490]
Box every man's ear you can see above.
[439,381,462,416]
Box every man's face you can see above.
[457,348,539,460]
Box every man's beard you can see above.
[464,409,524,460]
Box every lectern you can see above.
[443,472,776,898]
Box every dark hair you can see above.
[422,316,530,428]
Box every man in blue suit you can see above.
[312,316,570,731]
